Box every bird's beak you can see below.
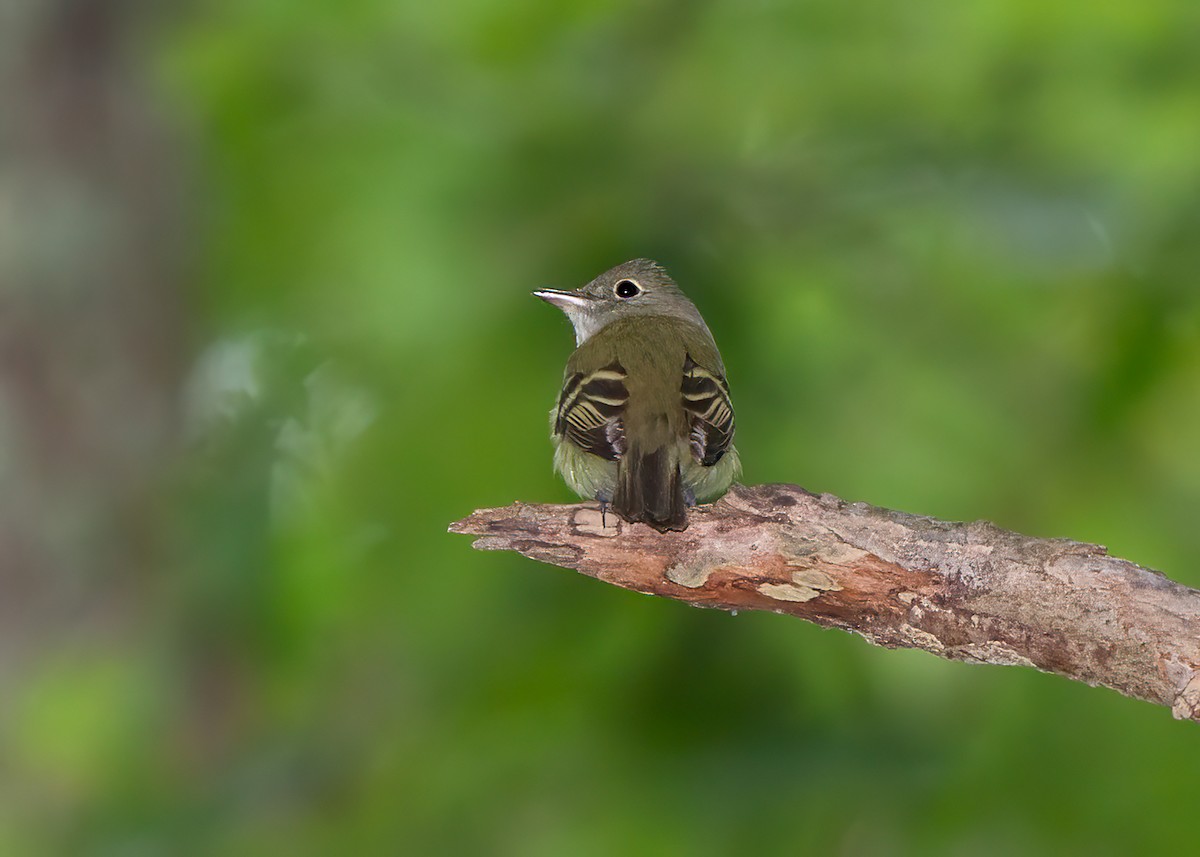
[533,288,594,310]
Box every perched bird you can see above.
[534,259,740,531]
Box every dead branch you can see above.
[450,483,1200,722]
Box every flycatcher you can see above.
[534,259,740,532]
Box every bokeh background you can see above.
[4,0,1200,853]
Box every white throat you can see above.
[564,309,607,346]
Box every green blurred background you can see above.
[4,0,1200,853]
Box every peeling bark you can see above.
[450,483,1200,723]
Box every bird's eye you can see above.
[614,279,641,299]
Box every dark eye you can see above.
[614,279,641,299]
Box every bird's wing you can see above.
[554,360,628,461]
[681,353,735,466]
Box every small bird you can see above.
[534,259,740,532]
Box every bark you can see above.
[450,483,1200,723]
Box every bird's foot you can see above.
[596,492,612,528]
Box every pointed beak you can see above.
[533,288,593,311]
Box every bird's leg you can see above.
[597,490,612,528]
[684,486,697,508]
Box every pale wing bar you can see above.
[554,361,628,461]
[681,353,734,466]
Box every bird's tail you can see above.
[613,442,688,532]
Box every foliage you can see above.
[10,0,1200,853]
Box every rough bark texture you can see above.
[450,483,1200,723]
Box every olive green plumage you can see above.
[535,259,740,532]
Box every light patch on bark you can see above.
[896,625,947,653]
[813,543,871,566]
[665,563,713,589]
[758,582,822,602]
[790,568,842,592]
[573,508,619,537]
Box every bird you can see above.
[534,259,739,532]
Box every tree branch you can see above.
[450,483,1200,722]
